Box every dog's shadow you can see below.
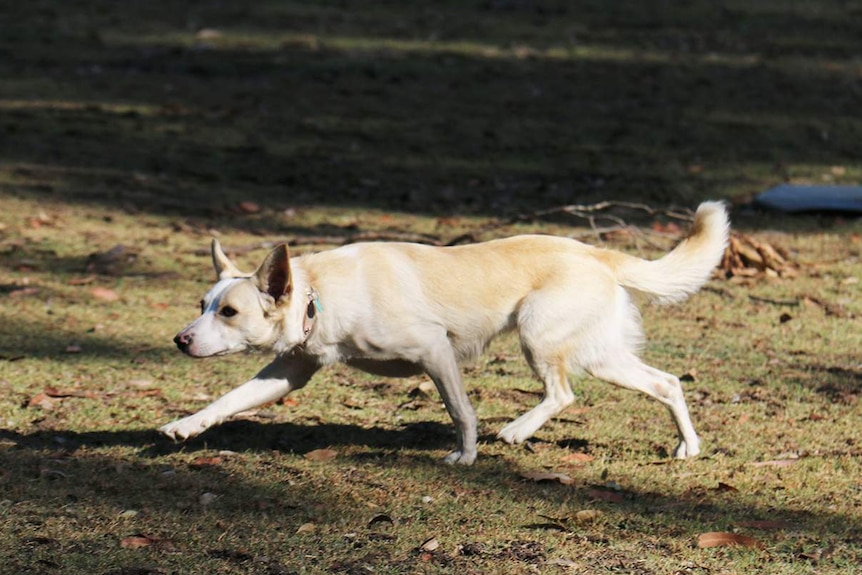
[0,419,461,459]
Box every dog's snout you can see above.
[174,332,193,349]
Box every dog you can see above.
[161,202,729,465]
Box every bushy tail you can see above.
[614,201,730,304]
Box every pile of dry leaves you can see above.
[719,232,798,279]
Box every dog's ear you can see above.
[211,238,245,280]
[252,243,292,302]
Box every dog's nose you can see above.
[174,332,193,349]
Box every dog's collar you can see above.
[301,288,322,342]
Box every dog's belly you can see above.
[347,358,425,378]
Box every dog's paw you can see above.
[159,413,215,441]
[443,449,477,465]
[673,438,701,459]
[496,422,529,445]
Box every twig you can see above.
[748,295,799,307]
[446,201,694,246]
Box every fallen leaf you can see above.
[520,471,574,485]
[128,379,154,388]
[304,448,338,462]
[420,537,440,552]
[28,393,56,411]
[561,452,594,463]
[574,509,604,523]
[9,287,40,298]
[697,532,765,550]
[296,522,316,534]
[64,344,83,354]
[238,201,260,213]
[713,482,739,493]
[91,286,119,301]
[190,456,223,468]
[799,544,834,562]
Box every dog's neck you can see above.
[271,265,321,355]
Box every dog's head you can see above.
[173,239,295,357]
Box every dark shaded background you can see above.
[1,0,860,225]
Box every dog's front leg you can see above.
[160,355,319,441]
[423,340,478,465]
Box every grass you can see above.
[2,1,862,573]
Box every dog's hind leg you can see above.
[586,353,700,458]
[422,337,479,465]
[160,355,319,441]
[497,351,574,445]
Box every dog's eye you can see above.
[220,306,238,318]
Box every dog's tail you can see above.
[612,201,729,304]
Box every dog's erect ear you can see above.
[252,244,293,302]
[211,238,245,280]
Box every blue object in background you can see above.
[754,184,862,213]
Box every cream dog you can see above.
[161,202,729,464]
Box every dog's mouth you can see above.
[178,347,235,359]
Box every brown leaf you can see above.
[238,201,260,214]
[712,482,739,493]
[190,456,223,468]
[574,509,604,523]
[27,393,55,411]
[9,287,40,298]
[520,471,574,485]
[296,522,316,534]
[304,448,338,462]
[91,286,119,301]
[561,452,594,463]
[697,532,765,550]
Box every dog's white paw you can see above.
[497,421,530,445]
[159,413,216,441]
[443,449,477,465]
[673,438,701,459]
